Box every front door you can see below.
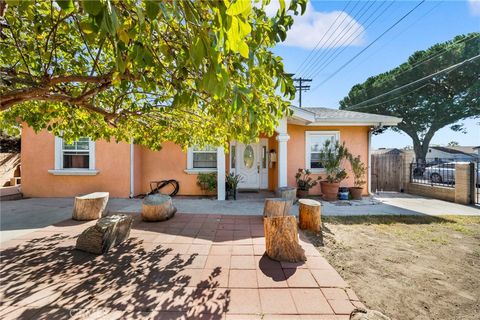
[236,142,260,189]
[232,140,268,190]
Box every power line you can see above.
[312,0,426,91]
[296,1,363,78]
[303,0,379,79]
[387,33,479,80]
[294,1,352,77]
[306,1,394,80]
[344,53,480,110]
[345,0,444,75]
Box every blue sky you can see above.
[272,0,480,148]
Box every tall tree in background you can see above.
[0,0,306,149]
[340,33,480,162]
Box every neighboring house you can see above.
[426,146,480,163]
[20,106,401,199]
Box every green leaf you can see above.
[238,41,249,59]
[145,1,160,20]
[190,37,205,67]
[136,7,145,25]
[56,0,73,11]
[226,0,251,16]
[82,0,102,16]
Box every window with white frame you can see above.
[305,131,339,171]
[188,146,217,169]
[54,136,95,170]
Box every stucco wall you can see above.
[21,127,131,198]
[286,124,369,196]
[21,124,371,197]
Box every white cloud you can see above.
[263,1,365,49]
[468,0,480,16]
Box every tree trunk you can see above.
[76,214,134,255]
[141,194,177,222]
[263,198,292,218]
[264,216,306,262]
[298,199,321,232]
[275,187,297,203]
[72,192,109,221]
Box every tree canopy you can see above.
[0,0,306,149]
[339,33,480,161]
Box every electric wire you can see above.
[311,0,427,91]
[295,0,363,78]
[344,53,480,111]
[294,1,352,77]
[305,0,395,80]
[303,0,379,79]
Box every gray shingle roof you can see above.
[290,106,402,125]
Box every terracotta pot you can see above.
[320,181,340,201]
[297,189,309,199]
[349,187,363,200]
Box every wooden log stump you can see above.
[263,198,292,218]
[142,194,177,222]
[264,216,306,262]
[72,192,109,221]
[275,187,297,203]
[298,199,321,232]
[76,214,133,254]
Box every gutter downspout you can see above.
[129,138,134,198]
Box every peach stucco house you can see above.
[21,106,401,200]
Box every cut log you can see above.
[72,192,109,221]
[263,198,292,218]
[275,187,297,203]
[142,194,177,222]
[264,216,306,262]
[298,199,321,232]
[76,214,134,255]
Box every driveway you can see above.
[0,213,362,319]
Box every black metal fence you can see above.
[410,160,455,188]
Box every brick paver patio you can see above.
[0,213,363,319]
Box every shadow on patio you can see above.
[0,228,231,319]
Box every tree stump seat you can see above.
[76,214,133,255]
[72,192,109,221]
[142,194,177,222]
[275,187,297,203]
[263,198,292,218]
[298,199,321,232]
[264,215,306,262]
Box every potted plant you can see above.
[226,172,243,200]
[197,172,217,195]
[295,169,320,198]
[349,155,366,200]
[318,140,350,201]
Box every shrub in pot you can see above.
[349,155,366,200]
[197,172,217,195]
[295,169,320,198]
[226,173,243,200]
[318,140,350,201]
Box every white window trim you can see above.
[184,146,218,174]
[305,131,340,173]
[49,136,98,176]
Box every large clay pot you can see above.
[297,189,309,199]
[320,182,340,201]
[349,187,363,200]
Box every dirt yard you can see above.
[306,215,480,320]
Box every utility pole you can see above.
[293,77,312,108]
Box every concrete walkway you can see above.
[0,213,362,319]
[1,193,478,243]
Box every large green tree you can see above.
[0,0,306,149]
[340,33,480,162]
